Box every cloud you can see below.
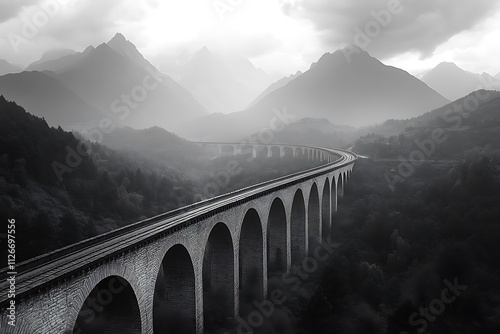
[0,0,38,23]
[0,0,151,65]
[280,0,500,59]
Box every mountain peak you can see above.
[313,47,375,70]
[110,32,127,43]
[435,62,462,71]
[195,46,214,59]
[106,33,155,70]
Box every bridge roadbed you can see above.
[0,145,356,307]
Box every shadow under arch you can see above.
[239,208,264,316]
[153,244,196,334]
[308,183,320,253]
[267,197,287,276]
[203,222,235,331]
[291,189,306,264]
[73,275,141,334]
[322,178,331,241]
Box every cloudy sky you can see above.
[0,0,499,77]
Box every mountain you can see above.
[177,48,449,140]
[54,42,208,128]
[361,90,500,137]
[355,90,500,159]
[26,49,76,71]
[496,73,500,80]
[22,46,95,74]
[0,59,22,76]
[106,33,155,69]
[422,62,500,101]
[223,54,272,95]
[176,46,266,113]
[250,71,303,106]
[0,34,209,130]
[0,71,104,127]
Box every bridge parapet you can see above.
[193,142,339,163]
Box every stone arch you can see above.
[294,147,302,158]
[322,178,331,240]
[308,183,321,253]
[255,145,269,159]
[203,223,235,331]
[221,145,235,156]
[239,209,264,315]
[338,173,344,199]
[283,147,294,158]
[153,244,196,334]
[267,197,287,276]
[331,176,337,215]
[73,275,141,334]
[270,146,281,158]
[237,144,254,157]
[291,189,306,264]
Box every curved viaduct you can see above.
[0,143,356,334]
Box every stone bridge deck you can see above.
[0,143,357,334]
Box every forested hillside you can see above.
[0,96,320,262]
[0,96,199,260]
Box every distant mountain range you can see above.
[26,49,76,71]
[177,48,449,140]
[175,46,272,113]
[422,62,500,101]
[0,33,209,129]
[250,70,303,106]
[0,59,22,76]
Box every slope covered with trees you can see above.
[0,96,320,262]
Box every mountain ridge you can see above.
[422,62,500,101]
[176,48,449,140]
[0,59,22,76]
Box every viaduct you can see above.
[0,142,356,334]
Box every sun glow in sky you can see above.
[0,0,499,77]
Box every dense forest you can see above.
[218,156,500,334]
[214,92,500,334]
[0,96,320,262]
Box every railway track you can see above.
[0,144,357,307]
